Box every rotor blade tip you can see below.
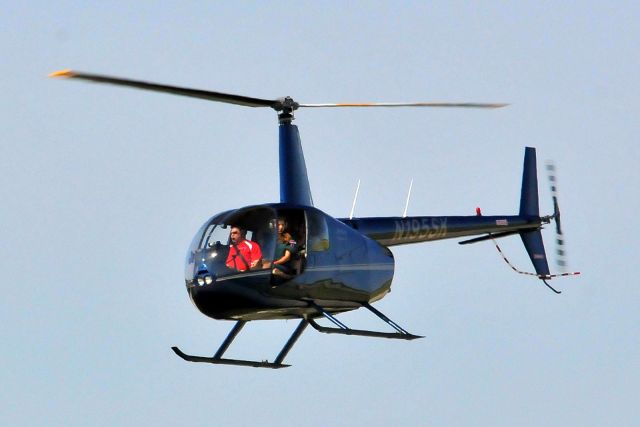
[48,69,74,78]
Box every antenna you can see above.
[349,179,361,220]
[403,179,413,218]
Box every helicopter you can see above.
[50,69,579,369]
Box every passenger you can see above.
[226,226,262,271]
[272,218,296,278]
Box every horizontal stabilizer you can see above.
[459,230,520,245]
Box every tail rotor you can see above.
[545,162,568,271]
[489,149,580,294]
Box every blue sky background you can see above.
[2,2,638,426]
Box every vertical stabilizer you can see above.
[279,123,313,206]
[518,147,551,277]
[519,147,539,216]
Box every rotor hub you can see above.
[275,96,299,123]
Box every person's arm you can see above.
[273,249,291,265]
[250,241,263,269]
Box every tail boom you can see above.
[342,147,561,282]
[340,215,541,247]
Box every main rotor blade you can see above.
[48,69,277,108]
[299,102,508,109]
[49,70,507,112]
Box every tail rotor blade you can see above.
[546,162,567,271]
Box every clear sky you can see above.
[2,2,639,426]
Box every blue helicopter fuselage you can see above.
[185,204,395,320]
[183,122,546,321]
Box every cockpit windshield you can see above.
[185,206,278,284]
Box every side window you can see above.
[306,210,330,252]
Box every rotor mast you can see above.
[274,97,313,206]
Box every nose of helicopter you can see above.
[187,271,275,320]
[193,262,216,287]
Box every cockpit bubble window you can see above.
[201,223,231,249]
[185,206,278,284]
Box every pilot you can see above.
[226,226,262,271]
[272,218,296,278]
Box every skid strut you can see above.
[307,301,423,340]
[172,319,308,369]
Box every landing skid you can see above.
[307,301,423,340]
[172,319,308,369]
[172,302,422,368]
[171,347,290,368]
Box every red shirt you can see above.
[226,240,262,271]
